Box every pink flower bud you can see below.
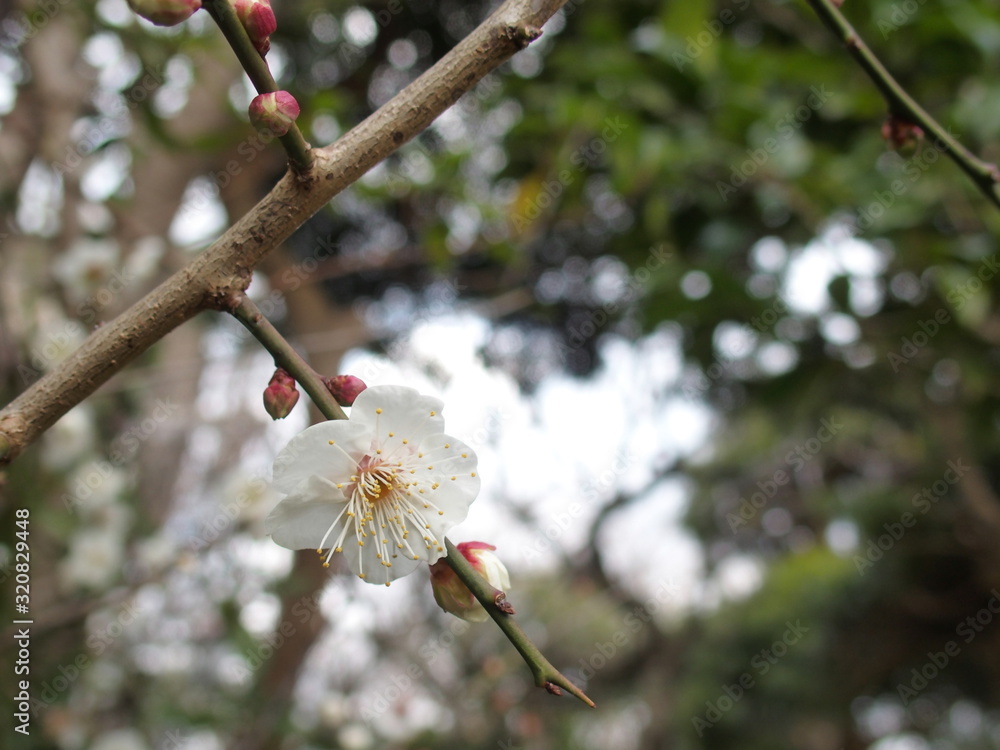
[881,114,924,153]
[429,542,510,622]
[322,375,367,407]
[127,0,201,26]
[248,91,300,137]
[263,368,300,420]
[233,0,277,56]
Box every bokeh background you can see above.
[2,0,1000,748]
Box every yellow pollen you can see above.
[471,472,477,477]
[323,562,330,568]
[445,443,450,448]
[450,476,457,480]
[402,439,408,444]
[388,432,395,437]
[429,410,436,416]
[328,440,335,445]
[427,465,433,470]
[376,408,382,414]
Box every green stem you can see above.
[443,538,595,707]
[229,295,347,421]
[203,0,313,173]
[803,0,1000,209]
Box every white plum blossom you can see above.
[61,528,124,590]
[265,385,480,585]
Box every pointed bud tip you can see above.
[249,91,300,137]
[233,0,277,55]
[322,374,367,407]
[263,368,300,419]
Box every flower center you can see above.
[352,454,399,504]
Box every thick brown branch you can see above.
[0,0,566,466]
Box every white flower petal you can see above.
[266,385,481,585]
[264,475,346,550]
[350,385,445,451]
[272,420,370,494]
[340,536,423,585]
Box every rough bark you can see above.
[0,0,566,465]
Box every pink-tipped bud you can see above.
[233,0,277,56]
[248,91,300,137]
[881,114,924,153]
[322,375,367,407]
[429,542,511,623]
[263,368,300,420]
[127,0,201,25]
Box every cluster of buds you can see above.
[263,368,299,420]
[233,0,277,56]
[881,114,925,153]
[322,374,367,407]
[249,91,300,137]
[127,0,201,26]
[429,542,511,622]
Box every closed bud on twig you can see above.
[127,0,201,26]
[322,375,367,406]
[248,91,300,137]
[430,542,511,622]
[233,0,277,56]
[263,368,299,420]
[881,114,924,153]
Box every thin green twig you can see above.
[203,0,313,172]
[803,0,1000,208]
[229,294,346,421]
[443,539,596,707]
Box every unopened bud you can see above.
[881,114,924,153]
[263,368,300,420]
[322,375,367,406]
[429,542,510,622]
[233,0,277,56]
[248,91,300,137]
[127,0,201,26]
